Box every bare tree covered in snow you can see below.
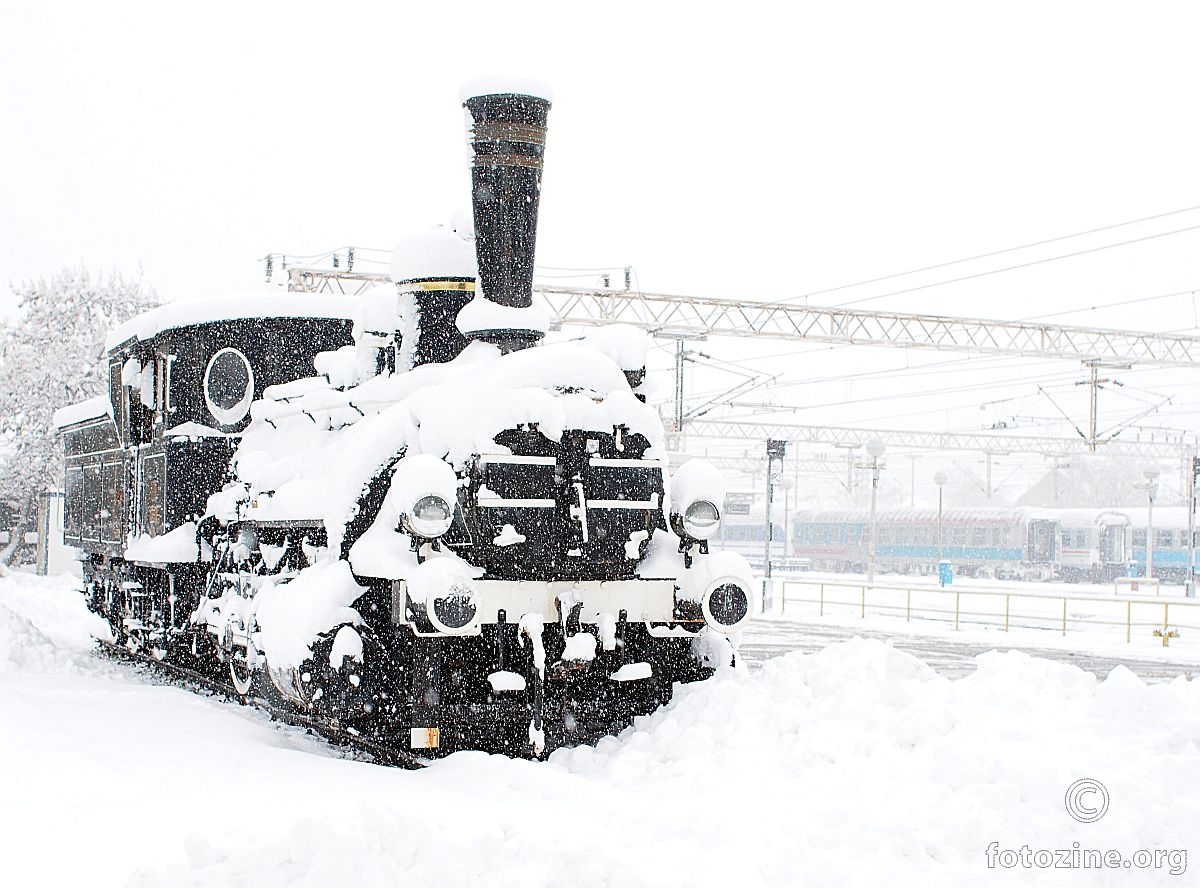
[0,265,158,564]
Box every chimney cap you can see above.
[459,77,554,105]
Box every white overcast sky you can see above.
[4,0,1200,505]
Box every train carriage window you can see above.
[140,455,165,536]
[878,528,890,544]
[65,467,83,536]
[952,527,967,545]
[894,528,907,545]
[1133,529,1147,546]
[993,527,1005,546]
[204,347,255,426]
[1156,529,1173,548]
[914,527,928,545]
[101,461,123,543]
[1076,530,1089,548]
[82,464,102,541]
[971,527,988,546]
[109,358,128,447]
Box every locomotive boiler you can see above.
[56,82,754,757]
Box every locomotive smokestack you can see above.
[456,81,553,353]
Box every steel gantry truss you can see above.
[279,267,1200,458]
[536,285,1200,368]
[682,420,1196,460]
[282,269,1200,368]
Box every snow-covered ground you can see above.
[2,569,1197,886]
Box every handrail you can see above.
[779,577,1200,644]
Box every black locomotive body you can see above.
[58,84,753,757]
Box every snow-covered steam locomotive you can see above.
[56,83,753,756]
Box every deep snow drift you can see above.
[1,570,1196,887]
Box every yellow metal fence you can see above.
[778,579,1200,644]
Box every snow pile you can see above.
[455,295,551,339]
[389,225,477,283]
[0,571,109,671]
[215,334,663,560]
[253,560,365,669]
[668,457,727,519]
[125,521,199,563]
[1,572,1196,888]
[95,638,1197,888]
[582,324,651,372]
[105,294,355,351]
[52,394,111,430]
[0,604,88,673]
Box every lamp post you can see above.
[1189,456,1199,598]
[1144,465,1160,581]
[866,438,886,586]
[780,474,795,566]
[934,470,948,565]
[763,439,787,612]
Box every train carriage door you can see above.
[1099,521,1127,563]
[1027,518,1059,564]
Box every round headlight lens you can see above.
[705,582,750,629]
[431,583,478,631]
[406,494,453,538]
[682,499,720,540]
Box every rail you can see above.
[778,578,1200,644]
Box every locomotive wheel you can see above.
[229,645,255,699]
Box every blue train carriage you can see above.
[1108,506,1195,583]
[55,296,356,650]
[707,491,787,570]
[791,508,1064,580]
[1052,509,1132,582]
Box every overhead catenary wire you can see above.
[829,223,1200,309]
[772,202,1200,307]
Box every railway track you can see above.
[739,618,1200,682]
[95,639,427,769]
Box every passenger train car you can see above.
[790,506,1197,583]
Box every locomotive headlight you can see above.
[428,580,479,634]
[668,459,726,542]
[405,494,453,539]
[671,499,721,541]
[701,578,751,632]
[684,499,720,538]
